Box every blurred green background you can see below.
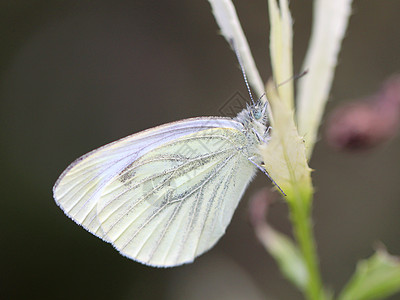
[1,1,400,299]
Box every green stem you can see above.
[289,192,324,300]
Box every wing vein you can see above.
[172,153,237,262]
[97,147,236,230]
[117,153,236,253]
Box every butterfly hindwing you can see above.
[53,117,257,266]
[96,127,257,266]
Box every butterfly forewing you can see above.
[53,118,258,266]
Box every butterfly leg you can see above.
[247,157,286,196]
[252,128,269,144]
[263,126,273,140]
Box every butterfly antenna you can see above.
[229,38,255,106]
[277,69,309,87]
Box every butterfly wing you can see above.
[54,117,236,239]
[53,117,257,266]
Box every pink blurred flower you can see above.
[326,75,400,151]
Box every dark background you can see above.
[1,1,400,299]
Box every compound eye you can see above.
[253,110,262,120]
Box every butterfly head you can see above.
[235,98,269,145]
[250,99,268,125]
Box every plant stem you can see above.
[289,192,324,300]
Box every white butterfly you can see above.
[53,97,276,267]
